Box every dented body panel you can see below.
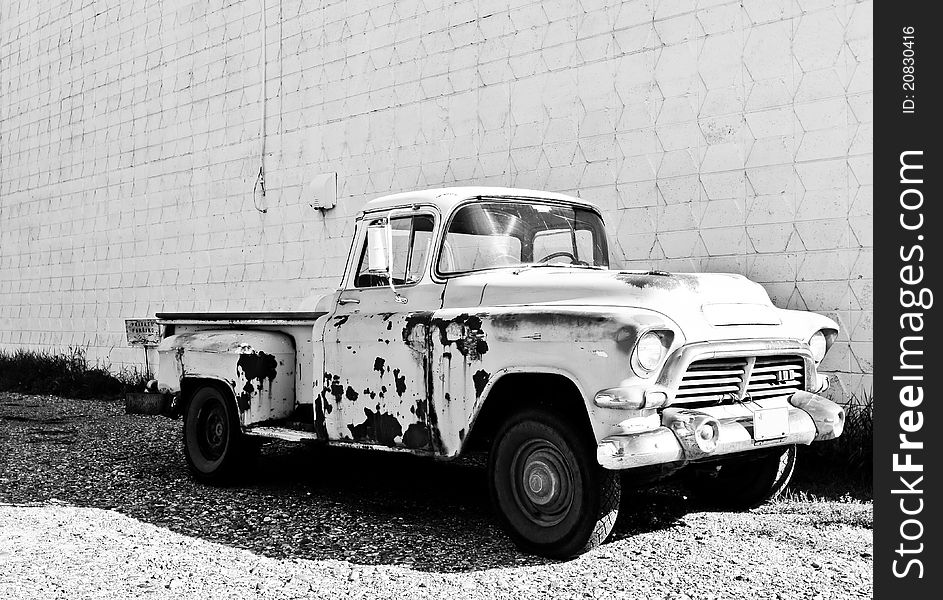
[321,284,445,451]
[156,186,842,471]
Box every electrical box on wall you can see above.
[309,172,337,210]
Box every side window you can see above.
[354,214,435,288]
[407,215,435,282]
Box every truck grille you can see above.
[673,355,805,406]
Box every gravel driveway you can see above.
[0,393,872,599]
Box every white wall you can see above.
[0,0,872,401]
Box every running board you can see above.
[244,426,321,443]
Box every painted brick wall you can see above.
[0,0,872,401]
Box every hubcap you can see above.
[197,399,228,461]
[524,459,558,505]
[510,439,575,527]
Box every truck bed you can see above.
[156,312,325,419]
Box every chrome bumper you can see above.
[596,391,844,470]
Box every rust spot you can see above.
[405,312,490,360]
[403,422,430,449]
[614,271,699,291]
[490,312,607,331]
[473,369,490,398]
[235,351,278,412]
[313,393,328,439]
[392,368,407,396]
[347,407,402,447]
[330,375,344,403]
[455,315,489,359]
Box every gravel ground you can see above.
[0,392,872,599]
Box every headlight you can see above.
[809,330,827,363]
[634,331,666,374]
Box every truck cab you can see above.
[155,187,844,558]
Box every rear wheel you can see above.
[183,385,246,482]
[488,409,620,558]
[684,445,796,509]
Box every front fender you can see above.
[432,306,683,455]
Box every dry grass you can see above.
[0,347,147,399]
[792,392,873,500]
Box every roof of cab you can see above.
[359,187,600,216]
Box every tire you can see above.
[684,445,796,509]
[183,385,246,482]
[488,409,621,558]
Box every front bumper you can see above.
[596,391,844,470]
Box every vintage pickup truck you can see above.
[153,186,844,558]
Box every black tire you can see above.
[684,445,796,509]
[183,385,246,482]
[488,409,621,558]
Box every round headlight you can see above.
[635,331,665,373]
[809,331,827,363]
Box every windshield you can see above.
[438,201,609,274]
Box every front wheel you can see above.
[684,445,796,509]
[488,409,621,558]
[183,385,246,482]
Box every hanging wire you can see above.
[253,165,266,213]
[252,0,268,214]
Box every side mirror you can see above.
[365,221,389,275]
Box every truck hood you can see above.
[448,268,832,343]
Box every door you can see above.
[322,211,443,452]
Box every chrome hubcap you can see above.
[524,459,559,505]
[511,439,575,527]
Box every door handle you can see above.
[338,297,360,305]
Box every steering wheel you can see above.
[538,251,578,264]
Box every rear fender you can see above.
[157,330,296,426]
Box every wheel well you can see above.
[179,377,237,413]
[462,372,592,453]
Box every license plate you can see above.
[753,407,789,441]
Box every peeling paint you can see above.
[392,368,407,396]
[402,422,431,449]
[330,375,344,403]
[347,407,402,447]
[472,369,490,398]
[615,271,700,291]
[236,351,278,412]
[313,394,328,439]
[373,357,385,376]
[404,312,490,361]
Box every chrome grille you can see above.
[674,355,805,406]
